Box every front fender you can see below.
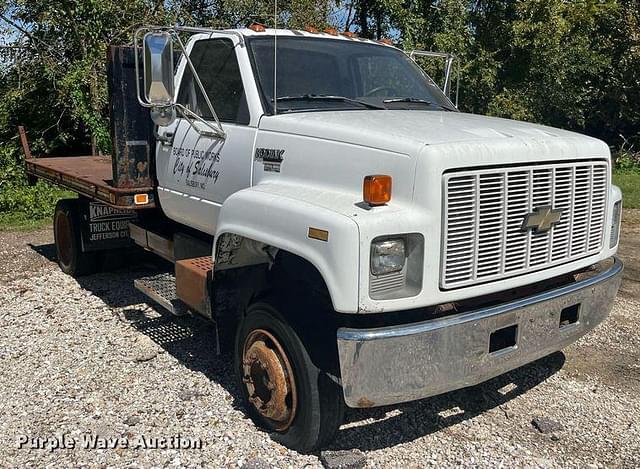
[214,184,361,313]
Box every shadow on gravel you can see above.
[29,243,169,308]
[29,242,568,452]
[330,352,565,451]
[28,242,242,401]
[28,242,57,262]
[120,306,239,391]
[100,295,567,454]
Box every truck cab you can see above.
[28,26,623,452]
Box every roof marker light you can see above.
[323,27,339,36]
[249,23,266,32]
[305,26,320,33]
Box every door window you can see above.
[178,38,250,125]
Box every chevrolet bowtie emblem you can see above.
[521,206,564,233]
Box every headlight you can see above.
[371,239,406,275]
[610,200,622,248]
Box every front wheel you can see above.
[234,301,344,452]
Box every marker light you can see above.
[363,175,392,206]
[305,26,320,33]
[134,193,149,205]
[610,200,622,248]
[249,23,266,32]
[323,28,339,36]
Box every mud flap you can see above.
[79,198,137,252]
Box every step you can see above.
[175,256,213,317]
[134,272,188,316]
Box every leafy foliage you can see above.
[0,147,73,227]
[613,171,640,208]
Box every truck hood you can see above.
[259,110,607,155]
[254,109,610,213]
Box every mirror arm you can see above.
[133,27,147,108]
[406,49,458,110]
[174,32,225,137]
[443,55,453,97]
[455,59,460,109]
[176,104,226,139]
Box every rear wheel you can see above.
[53,199,101,277]
[234,301,344,452]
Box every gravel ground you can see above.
[0,211,639,468]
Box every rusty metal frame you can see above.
[25,156,156,210]
[18,126,32,159]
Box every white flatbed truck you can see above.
[23,25,623,452]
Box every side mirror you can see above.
[143,31,175,106]
[135,26,225,137]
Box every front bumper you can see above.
[337,258,623,408]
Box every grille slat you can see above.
[442,161,608,289]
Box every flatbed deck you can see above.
[26,156,156,209]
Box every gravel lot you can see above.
[0,210,638,468]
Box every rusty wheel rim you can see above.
[242,328,298,431]
[55,211,72,268]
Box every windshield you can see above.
[246,36,455,114]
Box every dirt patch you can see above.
[618,208,640,299]
[562,296,640,389]
[527,209,640,390]
[0,226,55,283]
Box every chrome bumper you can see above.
[337,258,623,408]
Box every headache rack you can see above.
[20,46,157,210]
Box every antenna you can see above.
[273,0,278,115]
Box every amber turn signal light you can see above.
[134,193,149,205]
[249,23,266,32]
[363,175,392,206]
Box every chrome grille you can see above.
[442,161,608,289]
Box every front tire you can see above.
[234,301,344,452]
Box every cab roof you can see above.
[227,27,396,48]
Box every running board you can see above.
[133,271,220,354]
[134,272,188,316]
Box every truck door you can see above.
[155,36,254,235]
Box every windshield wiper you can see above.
[383,97,432,104]
[383,97,456,111]
[274,94,385,110]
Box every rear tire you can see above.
[53,199,101,277]
[234,301,344,453]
